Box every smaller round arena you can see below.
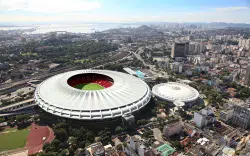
[152,82,199,104]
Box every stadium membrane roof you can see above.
[152,82,199,103]
[35,70,151,120]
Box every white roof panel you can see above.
[35,70,151,120]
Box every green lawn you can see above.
[0,128,30,152]
[74,83,104,90]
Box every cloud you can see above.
[215,6,249,12]
[0,0,101,13]
[0,3,249,24]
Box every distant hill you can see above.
[132,25,160,34]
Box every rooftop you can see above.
[156,144,175,156]
[152,82,199,103]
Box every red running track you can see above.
[25,123,55,155]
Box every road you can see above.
[132,47,159,75]
[131,51,147,67]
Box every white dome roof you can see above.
[35,70,151,120]
[152,82,199,103]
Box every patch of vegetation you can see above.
[21,52,38,57]
[74,59,93,64]
[0,127,30,151]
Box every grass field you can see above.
[0,128,30,152]
[74,83,104,90]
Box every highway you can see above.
[0,108,35,117]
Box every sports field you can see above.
[74,83,104,90]
[0,128,30,152]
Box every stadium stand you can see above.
[67,73,114,88]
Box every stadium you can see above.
[152,82,199,107]
[34,70,151,121]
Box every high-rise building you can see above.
[188,42,206,55]
[239,38,242,47]
[188,43,196,55]
[244,66,250,85]
[232,103,250,129]
[238,38,250,50]
[171,42,189,58]
[194,107,216,128]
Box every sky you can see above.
[0,0,249,24]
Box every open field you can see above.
[74,83,104,90]
[2,127,17,132]
[0,128,30,152]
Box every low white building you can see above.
[130,136,140,152]
[138,144,148,156]
[129,136,149,156]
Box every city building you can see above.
[188,42,206,55]
[163,119,183,137]
[171,42,189,58]
[232,103,250,129]
[244,66,250,85]
[239,38,250,50]
[194,107,216,128]
[86,142,105,156]
[170,62,183,73]
[129,136,150,156]
[130,136,140,152]
[220,103,234,123]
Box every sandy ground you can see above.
[9,150,28,156]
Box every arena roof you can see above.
[152,82,199,103]
[35,70,151,120]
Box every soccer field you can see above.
[74,83,104,90]
[0,128,30,152]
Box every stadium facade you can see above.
[34,70,151,121]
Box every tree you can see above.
[115,126,124,134]
[55,128,68,142]
[9,116,16,122]
[55,122,68,130]
[116,144,123,151]
[192,105,199,111]
[43,143,52,153]
[216,95,223,104]
[137,119,149,126]
[50,139,60,151]
[79,141,87,148]
[0,117,4,123]
[142,130,153,138]
[16,114,30,123]
[86,131,94,143]
[98,128,111,145]
[58,149,68,156]
[170,141,182,150]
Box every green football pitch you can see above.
[0,128,30,152]
[74,83,104,90]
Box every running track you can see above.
[25,123,55,155]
